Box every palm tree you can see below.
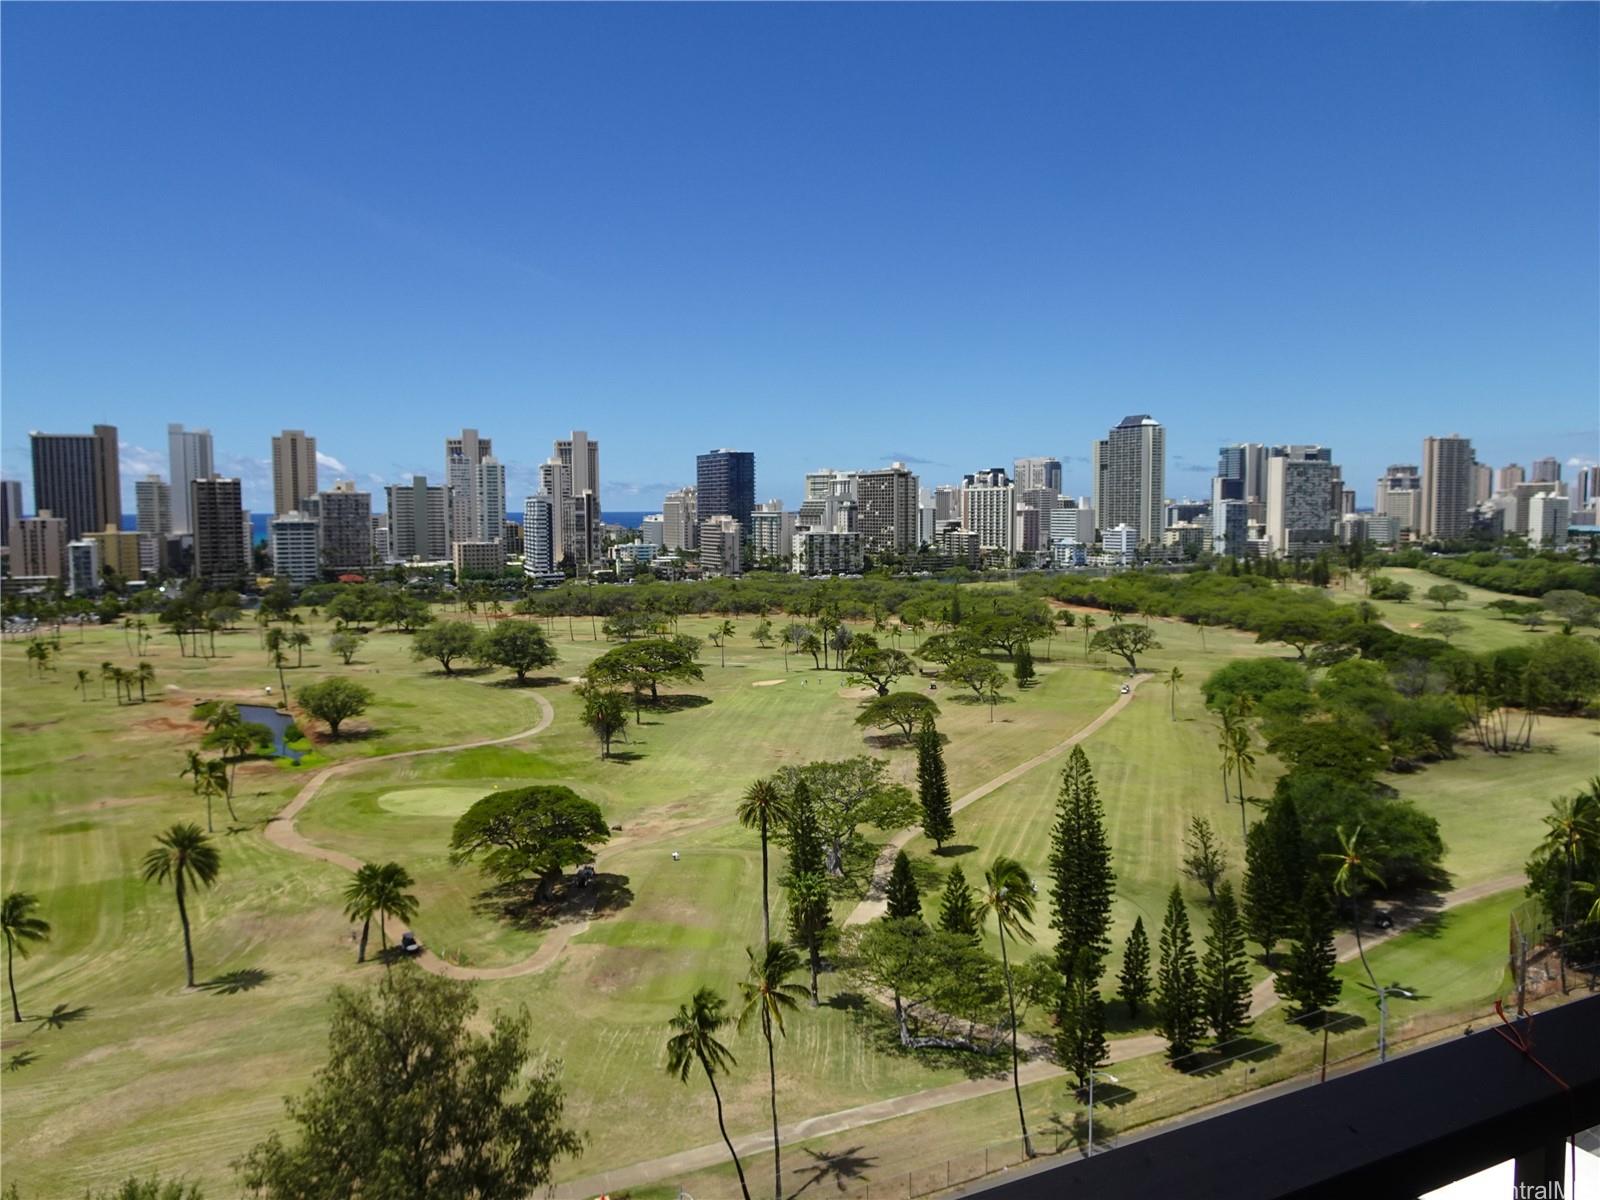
[737,941,808,1200]
[134,661,156,702]
[979,856,1037,1158]
[1,892,51,1022]
[99,660,115,699]
[290,629,312,668]
[75,668,91,701]
[666,988,751,1200]
[342,864,383,963]
[1081,613,1097,660]
[368,862,420,958]
[715,619,736,668]
[735,778,790,947]
[1540,782,1600,993]
[1166,666,1184,721]
[141,823,222,988]
[1324,824,1385,991]
[179,749,206,795]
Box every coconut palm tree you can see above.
[1540,782,1600,992]
[368,862,420,959]
[1166,666,1184,720]
[134,661,156,703]
[666,987,751,1200]
[979,856,1037,1158]
[1324,824,1385,991]
[737,941,808,1200]
[141,823,222,988]
[342,863,383,963]
[75,668,91,701]
[99,660,115,698]
[1081,613,1097,659]
[713,619,736,668]
[1,892,51,1022]
[289,629,312,668]
[735,778,790,947]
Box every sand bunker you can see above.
[751,679,787,687]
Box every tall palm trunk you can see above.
[759,813,771,947]
[997,926,1031,1157]
[357,916,371,963]
[763,1008,782,1200]
[701,1054,752,1200]
[6,933,20,1022]
[176,878,196,988]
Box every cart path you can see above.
[555,871,1526,1199]
[846,672,1153,927]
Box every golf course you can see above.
[1,579,1593,1197]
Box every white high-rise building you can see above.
[270,511,321,585]
[446,429,492,545]
[475,458,506,546]
[522,494,556,577]
[960,484,1016,554]
[66,538,102,596]
[699,516,743,576]
[1527,492,1571,549]
[1092,415,1165,546]
[792,529,864,575]
[554,431,602,568]
[135,475,172,538]
[662,487,698,551]
[1376,465,1423,534]
[1265,449,1338,556]
[750,502,796,564]
[166,424,214,536]
[641,514,666,547]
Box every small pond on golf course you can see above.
[238,703,304,764]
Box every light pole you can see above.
[1085,1070,1118,1158]
[1362,981,1418,1063]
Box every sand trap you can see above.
[837,686,876,700]
[752,679,787,687]
[378,786,489,818]
[564,676,586,684]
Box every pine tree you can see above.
[1155,885,1205,1059]
[1201,880,1252,1042]
[1243,796,1306,966]
[948,586,963,627]
[1013,643,1035,687]
[786,779,825,878]
[1048,747,1116,986]
[1275,877,1342,1020]
[884,851,921,921]
[915,716,955,850]
[1055,949,1109,1090]
[1118,916,1152,1019]
[937,864,980,943]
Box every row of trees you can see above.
[410,619,560,684]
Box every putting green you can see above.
[377,786,488,817]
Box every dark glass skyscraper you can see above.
[695,449,755,533]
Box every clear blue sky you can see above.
[3,3,1596,512]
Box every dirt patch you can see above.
[66,795,161,814]
[132,716,201,734]
[751,679,787,687]
[837,686,876,700]
[7,719,62,733]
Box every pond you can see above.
[237,703,304,764]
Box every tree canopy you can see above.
[449,786,610,897]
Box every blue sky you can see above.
[3,3,1596,512]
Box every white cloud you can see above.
[118,441,168,478]
[316,451,348,473]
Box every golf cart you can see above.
[399,931,422,955]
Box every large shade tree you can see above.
[449,786,610,900]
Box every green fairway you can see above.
[1325,566,1555,654]
[1334,891,1516,1016]
[1,597,1591,1195]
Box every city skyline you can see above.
[2,4,1595,512]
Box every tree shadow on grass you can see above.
[838,995,1009,1081]
[1184,1036,1282,1077]
[29,1003,91,1032]
[471,873,634,932]
[599,750,645,765]
[933,843,978,859]
[5,1050,39,1072]
[787,1144,877,1198]
[861,733,918,752]
[649,693,712,713]
[197,968,272,995]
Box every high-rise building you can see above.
[856,463,919,554]
[799,470,857,532]
[1498,463,1526,493]
[385,476,451,561]
[1376,465,1423,533]
[1212,499,1251,558]
[661,487,698,551]
[191,477,248,582]
[135,475,172,537]
[316,482,374,572]
[1102,524,1139,563]
[963,467,1010,489]
[792,529,864,575]
[1527,492,1571,549]
[1531,457,1562,484]
[933,485,960,524]
[1048,506,1092,546]
[0,479,21,548]
[696,450,756,535]
[960,484,1016,554]
[445,429,493,544]
[1092,415,1165,546]
[1471,462,1494,506]
[1420,435,1476,540]
[554,431,603,568]
[1581,465,1600,511]
[750,502,796,564]
[86,525,146,581]
[475,459,506,546]
[698,516,744,576]
[522,494,556,577]
[10,510,69,578]
[1497,481,1566,536]
[452,541,505,578]
[167,424,214,536]
[1217,444,1268,503]
[1265,447,1338,555]
[641,514,666,547]
[66,539,102,596]
[1014,504,1042,554]
[1013,457,1063,495]
[29,425,120,540]
[270,512,321,585]
[271,429,319,515]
